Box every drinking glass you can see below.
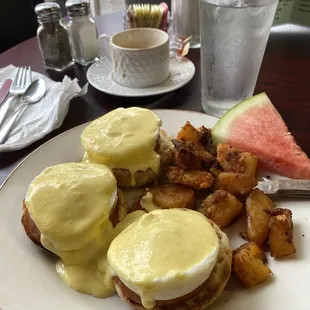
[89,0,125,15]
[171,0,200,48]
[200,0,278,117]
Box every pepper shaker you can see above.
[66,0,99,66]
[35,2,74,71]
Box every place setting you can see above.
[0,1,310,310]
[87,3,195,97]
[0,65,81,151]
[87,28,195,97]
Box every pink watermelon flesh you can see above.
[225,101,310,179]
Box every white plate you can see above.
[86,57,195,97]
[0,110,309,310]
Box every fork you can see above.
[0,66,32,128]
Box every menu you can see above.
[273,0,310,26]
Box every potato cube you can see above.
[197,126,213,152]
[148,184,196,210]
[166,166,214,190]
[246,189,273,248]
[176,122,201,143]
[232,242,272,288]
[198,190,244,229]
[269,208,296,258]
[172,139,215,170]
[214,172,257,195]
[217,143,258,177]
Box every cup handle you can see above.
[98,34,112,60]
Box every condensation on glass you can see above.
[200,0,278,117]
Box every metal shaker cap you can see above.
[35,2,61,22]
[65,0,90,17]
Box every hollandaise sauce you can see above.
[140,192,159,212]
[56,210,146,297]
[25,162,146,298]
[108,209,220,309]
[81,107,162,185]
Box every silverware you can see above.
[10,66,32,95]
[0,79,12,107]
[257,178,310,198]
[0,78,46,144]
[0,66,32,127]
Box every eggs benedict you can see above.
[22,162,127,297]
[81,107,173,187]
[108,209,232,309]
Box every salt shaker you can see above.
[66,0,99,66]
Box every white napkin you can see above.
[0,65,82,152]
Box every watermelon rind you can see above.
[212,93,272,146]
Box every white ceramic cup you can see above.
[98,28,170,88]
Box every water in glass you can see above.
[200,0,278,117]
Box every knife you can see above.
[0,79,12,107]
[257,179,310,198]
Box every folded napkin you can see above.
[0,65,82,152]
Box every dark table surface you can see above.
[0,14,310,186]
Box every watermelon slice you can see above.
[212,93,310,179]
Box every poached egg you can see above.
[108,209,220,308]
[25,163,119,297]
[81,107,162,186]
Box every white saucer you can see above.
[86,57,195,97]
